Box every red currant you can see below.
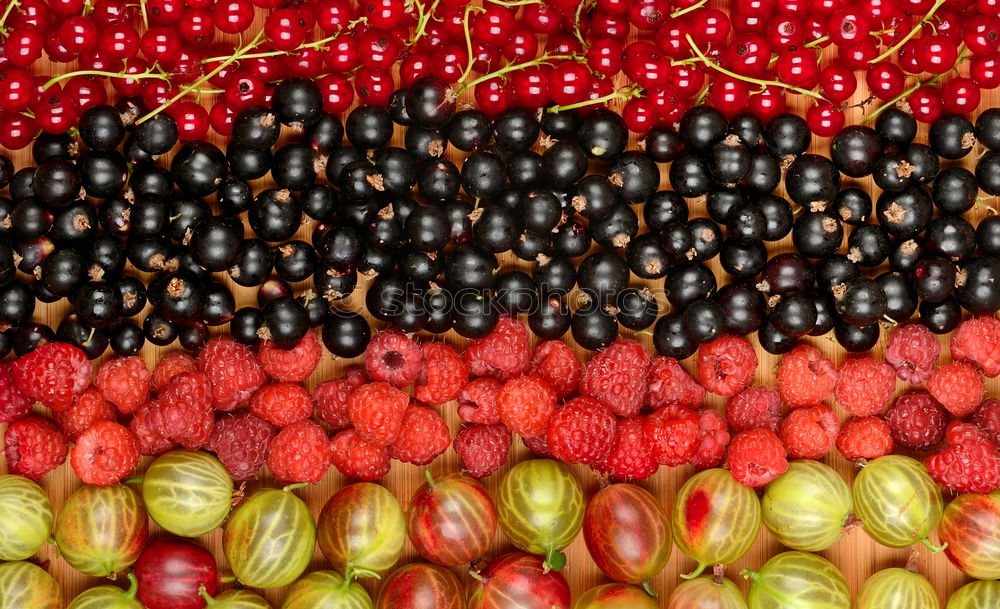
[622,97,657,133]
[358,29,402,70]
[866,62,906,100]
[325,36,362,73]
[724,33,772,77]
[364,0,408,30]
[776,0,807,15]
[548,61,592,106]
[49,0,85,18]
[58,15,98,54]
[33,92,78,134]
[8,0,53,30]
[546,32,583,55]
[709,75,750,117]
[742,0,776,17]
[209,99,235,136]
[907,86,942,123]
[474,77,512,117]
[933,9,964,45]
[502,29,539,63]
[91,0,132,26]
[766,15,805,49]
[587,38,624,77]
[317,73,355,114]
[430,44,467,83]
[98,22,140,60]
[972,52,1000,89]
[730,11,766,33]
[354,66,394,106]
[473,6,516,47]
[5,28,43,67]
[590,12,630,40]
[964,15,1000,55]
[510,65,551,108]
[167,101,209,141]
[580,78,615,115]
[317,0,355,33]
[916,34,958,74]
[809,0,840,15]
[0,68,35,112]
[223,71,265,108]
[827,9,872,47]
[63,75,106,112]
[523,3,563,34]
[805,101,843,136]
[178,8,216,48]
[748,86,787,122]
[264,8,307,53]
[141,79,176,111]
[203,43,241,87]
[146,0,183,25]
[941,77,981,114]
[654,16,691,58]
[596,0,628,15]
[44,29,78,62]
[170,47,205,84]
[212,0,255,34]
[670,64,706,98]
[897,41,922,74]
[627,0,670,31]
[140,26,182,65]
[399,53,432,88]
[840,37,879,70]
[818,63,857,102]
[775,48,820,88]
[111,58,150,96]
[648,85,686,122]
[856,0,900,24]
[283,46,325,78]
[0,111,37,149]
[688,8,732,47]
[978,0,1000,16]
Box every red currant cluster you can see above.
[0,0,997,145]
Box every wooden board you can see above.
[0,3,993,605]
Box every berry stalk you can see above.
[869,0,947,64]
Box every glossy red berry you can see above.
[354,66,394,106]
[178,8,215,47]
[58,16,98,54]
[748,86,787,122]
[111,58,153,96]
[473,6,516,47]
[806,101,844,136]
[264,8,306,52]
[364,0,408,30]
[654,16,690,58]
[622,97,658,133]
[908,86,943,123]
[63,75,107,112]
[474,78,512,118]
[49,0,85,17]
[964,15,1000,55]
[866,62,906,100]
[91,0,132,26]
[399,53,432,88]
[670,64,706,98]
[146,0,183,25]
[0,111,36,149]
[98,22,140,60]
[827,10,872,47]
[140,27,182,65]
[9,0,53,30]
[709,75,750,117]
[430,44,466,83]
[724,33,772,77]
[208,99,235,136]
[628,0,670,30]
[689,8,732,47]
[317,0,355,33]
[775,48,820,88]
[766,15,806,49]
[510,66,551,108]
[840,37,879,70]
[317,73,355,114]
[917,35,958,74]
[818,63,857,103]
[502,29,539,63]
[0,69,36,112]
[283,46,325,78]
[212,0,255,34]
[590,12,630,41]
[972,52,1000,89]
[549,61,592,106]
[523,3,563,34]
[941,77,981,115]
[358,30,402,70]
[169,101,209,141]
[43,28,78,62]
[325,36,361,73]
[587,38,624,77]
[33,92,78,134]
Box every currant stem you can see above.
[869,0,947,64]
[572,0,591,50]
[407,0,440,46]
[483,0,542,6]
[43,68,170,90]
[137,0,148,30]
[456,51,574,96]
[457,4,481,86]
[546,84,642,113]
[0,0,21,35]
[861,49,965,123]
[671,0,708,18]
[684,34,826,101]
[200,19,366,64]
[804,35,829,48]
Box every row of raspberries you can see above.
[3,314,1000,493]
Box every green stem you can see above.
[685,34,826,101]
[671,0,707,18]
[467,570,486,584]
[125,573,138,598]
[546,84,642,113]
[543,546,567,572]
[199,585,216,606]
[869,0,947,64]
[283,482,309,492]
[200,23,363,64]
[456,4,481,87]
[123,476,144,485]
[572,0,591,49]
[138,29,266,124]
[641,580,657,597]
[457,52,574,95]
[138,0,148,30]
[345,566,381,582]
[804,35,829,48]
[0,0,21,35]
[43,68,169,91]
[681,561,710,580]
[920,538,947,553]
[424,470,436,487]
[407,0,440,46]
[861,47,965,123]
[483,0,542,6]
[219,575,237,584]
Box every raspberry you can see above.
[313,369,366,431]
[836,416,893,461]
[546,396,617,466]
[197,339,268,411]
[249,382,314,428]
[972,398,1000,446]
[152,352,198,391]
[346,381,409,446]
[690,409,731,470]
[129,401,176,456]
[726,386,782,433]
[4,416,67,480]
[527,340,582,399]
[647,356,706,410]
[267,420,333,484]
[726,428,788,487]
[834,357,896,416]
[94,356,152,415]
[331,429,391,481]
[70,421,140,486]
[496,375,557,437]
[463,316,531,381]
[151,372,215,450]
[775,344,838,407]
[11,342,90,412]
[364,329,424,388]
[643,405,700,466]
[457,377,502,425]
[414,342,468,406]
[951,316,1000,377]
[453,423,511,478]
[884,323,940,384]
[884,391,947,450]
[258,330,322,382]
[696,335,757,397]
[779,405,839,460]
[580,340,651,417]
[387,404,451,465]
[522,432,552,457]
[0,362,32,423]
[926,423,1000,494]
[53,387,116,442]
[600,416,658,481]
[928,362,985,418]
[206,412,276,481]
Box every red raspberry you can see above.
[952,316,1000,377]
[885,323,940,384]
[206,412,276,481]
[600,416,658,481]
[94,356,152,415]
[53,387,116,442]
[152,352,198,391]
[546,396,617,466]
[331,428,391,481]
[779,404,839,460]
[457,377,502,425]
[453,423,511,478]
[726,386,782,433]
[463,316,531,381]
[313,369,367,431]
[258,330,322,382]
[696,335,757,397]
[690,409,731,470]
[643,405,700,466]
[496,375,557,437]
[249,382,314,428]
[581,340,651,417]
[414,342,468,405]
[197,339,268,411]
[647,356,706,410]
[11,342,91,412]
[0,362,32,423]
[972,398,1000,446]
[834,357,896,416]
[364,329,424,388]
[836,416,893,461]
[346,381,409,446]
[775,344,838,407]
[926,423,1000,494]
[928,362,984,418]
[150,371,215,450]
[267,420,333,484]
[70,421,140,486]
[527,340,582,399]
[884,391,948,450]
[387,404,451,465]
[522,432,552,458]
[726,428,788,487]
[129,401,176,456]
[3,416,67,480]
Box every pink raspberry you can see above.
[457,377,502,425]
[885,323,940,384]
[696,335,757,397]
[884,391,947,450]
[928,362,984,418]
[331,429,391,481]
[779,404,839,460]
[951,316,1000,377]
[364,329,423,388]
[313,368,367,431]
[463,317,531,381]
[0,362,32,423]
[197,339,268,411]
[387,404,451,465]
[600,416,658,481]
[580,340,651,417]
[643,405,700,466]
[545,396,617,466]
[453,424,511,478]
[690,409,731,470]
[646,356,706,410]
[727,428,788,487]
[775,344,838,407]
[834,357,896,416]
[726,386,782,433]
[94,356,152,415]
[527,340,582,399]
[414,342,468,405]
[972,398,1000,446]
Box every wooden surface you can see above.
[0,2,995,606]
